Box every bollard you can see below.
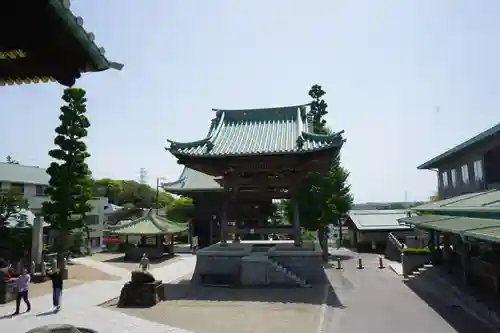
[378,256,385,269]
[336,257,342,270]
[30,261,36,274]
[357,257,364,269]
[41,261,47,276]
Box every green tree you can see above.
[287,84,353,261]
[309,84,329,133]
[167,197,194,222]
[42,88,93,261]
[429,193,439,202]
[5,154,19,164]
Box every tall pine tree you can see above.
[288,84,353,261]
[42,88,93,261]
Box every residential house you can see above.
[0,162,107,248]
[418,122,500,200]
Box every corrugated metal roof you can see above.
[465,226,500,243]
[0,163,49,185]
[398,214,455,225]
[167,105,344,157]
[162,167,221,193]
[111,210,187,235]
[348,210,411,231]
[415,216,500,233]
[411,190,500,211]
[417,122,500,169]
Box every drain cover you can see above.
[25,325,97,333]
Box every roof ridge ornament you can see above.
[206,141,214,152]
[296,136,304,149]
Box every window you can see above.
[36,185,46,196]
[473,160,484,181]
[441,171,449,187]
[451,169,457,187]
[461,164,469,184]
[11,183,24,194]
[84,215,99,225]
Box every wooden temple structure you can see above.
[1,0,122,87]
[163,167,291,248]
[165,104,344,287]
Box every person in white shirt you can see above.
[13,268,31,315]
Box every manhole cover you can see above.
[25,325,97,333]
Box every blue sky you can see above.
[2,0,500,203]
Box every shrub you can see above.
[403,247,431,255]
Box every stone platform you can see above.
[192,240,325,287]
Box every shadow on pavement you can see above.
[103,254,177,264]
[36,309,57,317]
[404,277,495,333]
[0,313,13,320]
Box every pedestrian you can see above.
[48,268,63,311]
[139,253,150,272]
[13,268,31,315]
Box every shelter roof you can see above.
[111,210,187,235]
[166,104,344,158]
[399,213,500,244]
[347,209,411,231]
[411,189,500,213]
[162,167,222,193]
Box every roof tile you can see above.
[167,105,344,157]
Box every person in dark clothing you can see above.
[13,268,31,315]
[48,269,63,311]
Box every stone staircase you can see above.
[267,257,311,288]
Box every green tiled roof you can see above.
[162,167,222,193]
[166,105,344,157]
[111,210,187,235]
[412,189,500,212]
[417,122,500,169]
[402,214,500,235]
[464,226,500,243]
[398,214,456,226]
[348,210,412,231]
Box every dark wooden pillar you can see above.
[461,240,471,286]
[292,193,301,246]
[220,194,229,244]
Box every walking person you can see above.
[139,253,150,272]
[48,268,63,311]
[13,268,31,315]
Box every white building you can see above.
[0,162,108,248]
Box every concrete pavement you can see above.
[0,255,197,333]
[322,252,496,333]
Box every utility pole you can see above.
[156,177,166,215]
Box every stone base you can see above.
[118,270,164,308]
[32,272,49,283]
[0,279,16,304]
[192,240,325,287]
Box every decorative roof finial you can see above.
[296,136,304,149]
[206,141,214,152]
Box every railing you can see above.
[388,232,404,251]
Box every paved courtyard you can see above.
[0,249,493,333]
[323,251,496,333]
[0,255,197,333]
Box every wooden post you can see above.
[292,194,301,246]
